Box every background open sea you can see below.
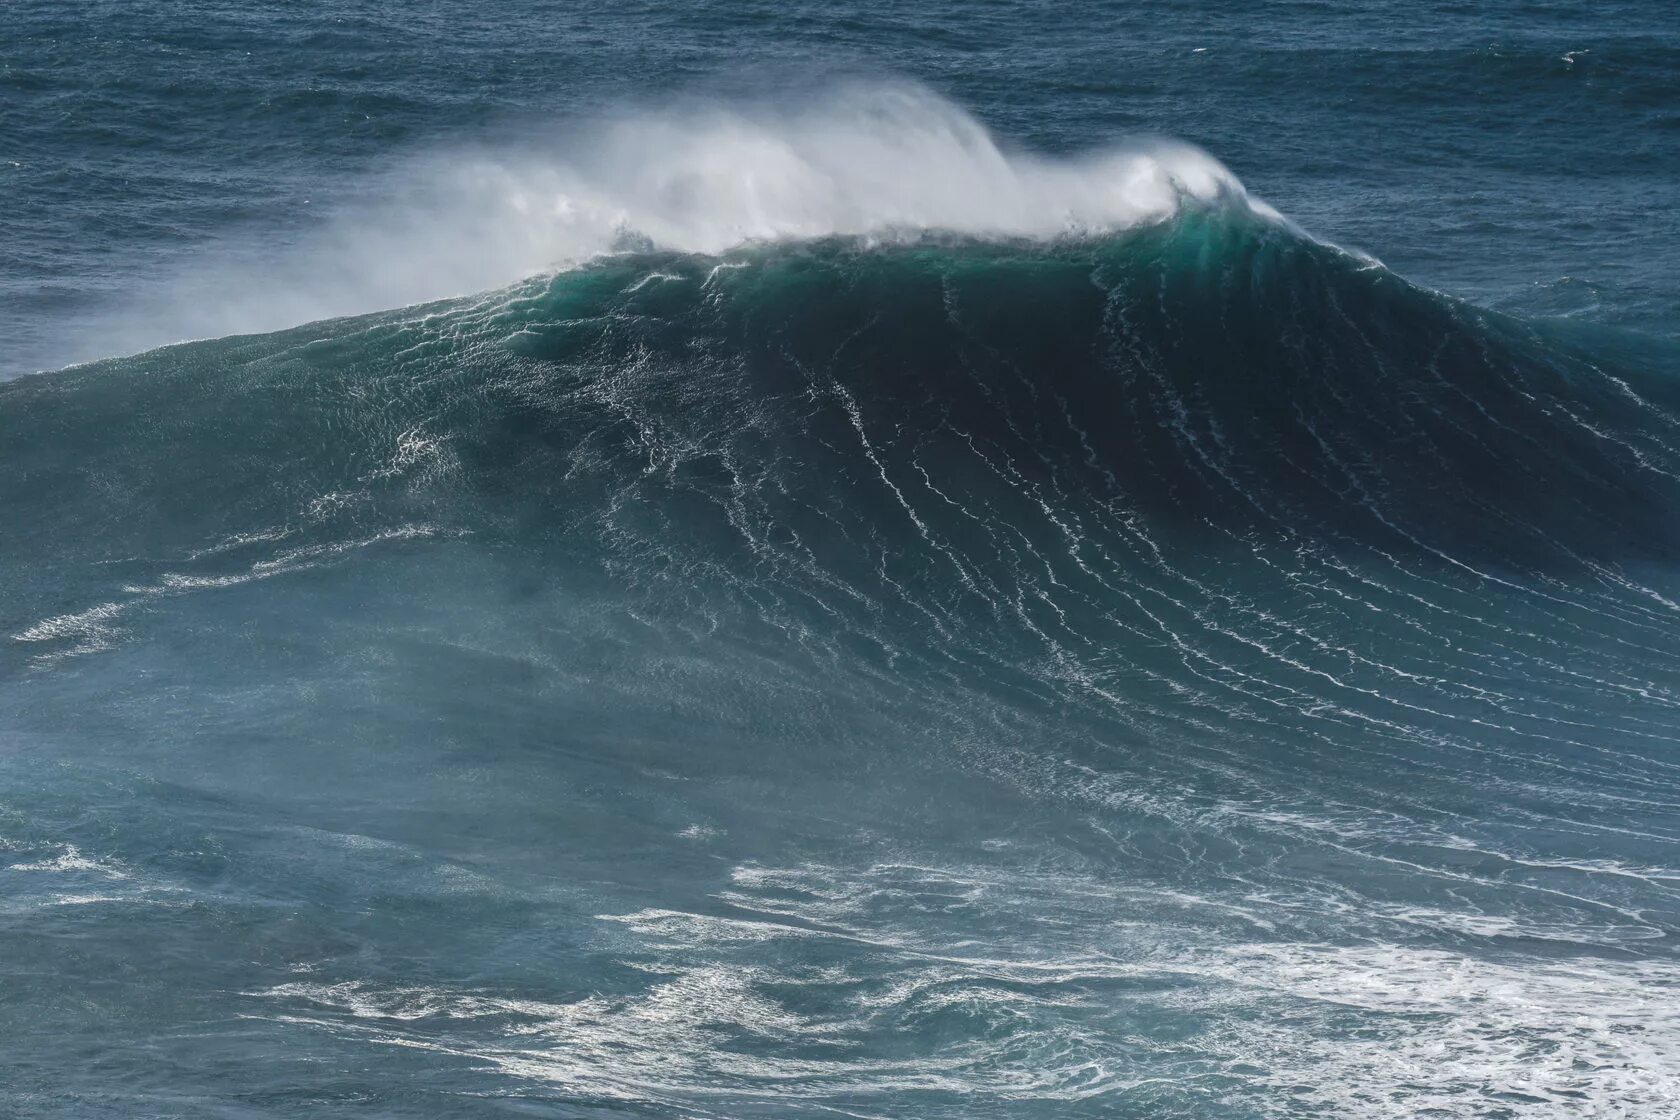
[3,3,1680,1117]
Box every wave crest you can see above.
[73,83,1270,367]
[466,82,1269,254]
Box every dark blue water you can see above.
[4,4,1679,1117]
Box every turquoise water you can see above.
[3,4,1679,1118]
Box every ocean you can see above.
[2,3,1678,1117]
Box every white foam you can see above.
[13,523,445,668]
[82,82,1271,366]
[243,856,1680,1116]
[6,844,129,879]
[1185,942,1680,1119]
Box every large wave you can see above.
[5,89,1680,1118]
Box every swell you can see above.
[7,208,1679,580]
[7,211,1680,784]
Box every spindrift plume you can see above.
[69,84,1277,370]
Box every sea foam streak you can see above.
[85,83,1268,367]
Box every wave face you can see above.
[5,209,1680,1116]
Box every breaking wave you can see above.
[5,89,1680,1119]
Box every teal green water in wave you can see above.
[3,4,1680,1118]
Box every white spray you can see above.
[77,82,1274,366]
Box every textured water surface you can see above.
[2,3,1679,1118]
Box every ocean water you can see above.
[3,3,1679,1118]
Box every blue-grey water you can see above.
[3,3,1679,1118]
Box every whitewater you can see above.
[4,9,1680,1119]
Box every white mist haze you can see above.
[76,82,1272,367]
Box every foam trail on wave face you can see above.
[74,82,1270,368]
